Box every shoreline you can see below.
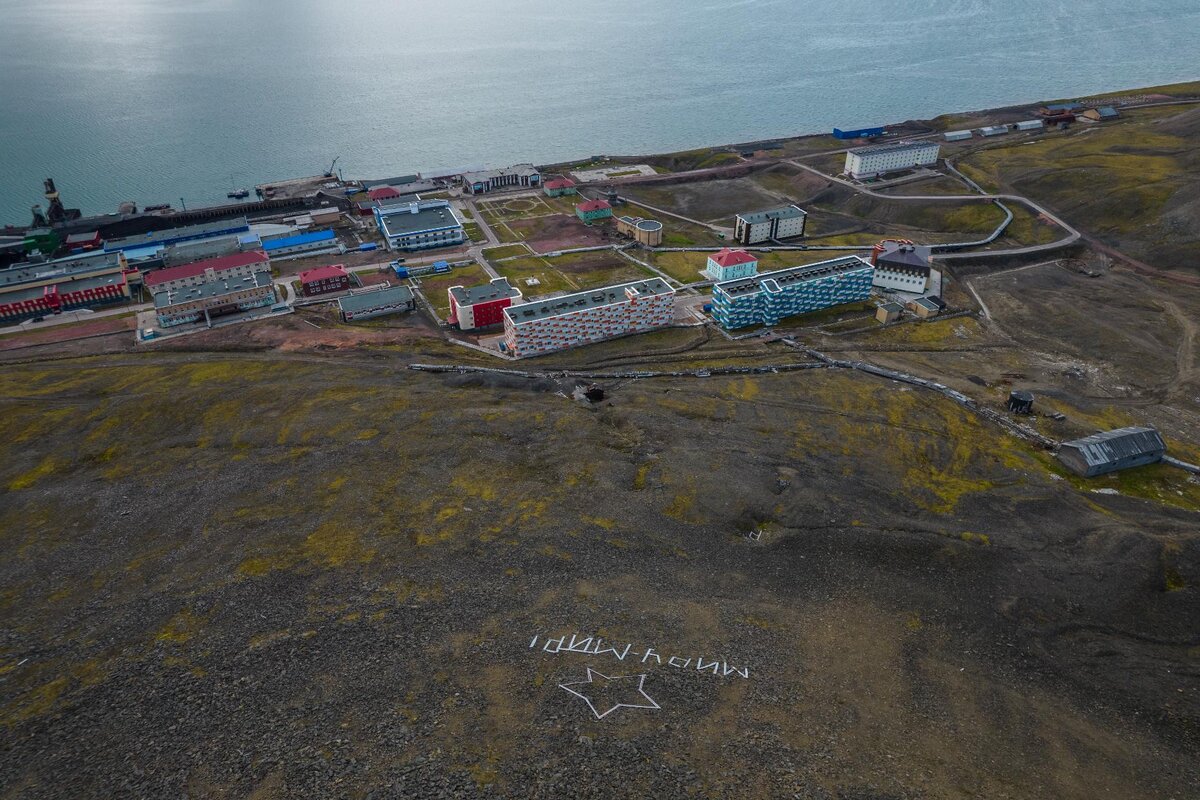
[4,79,1199,228]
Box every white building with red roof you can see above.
[704,248,759,282]
[142,250,270,294]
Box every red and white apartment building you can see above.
[502,278,675,357]
[448,277,522,330]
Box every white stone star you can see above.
[558,667,661,720]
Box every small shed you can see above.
[1007,390,1034,414]
[876,302,902,324]
[1081,106,1120,122]
[906,297,941,319]
[1056,427,1166,477]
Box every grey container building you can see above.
[1056,426,1166,477]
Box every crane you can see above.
[324,156,341,178]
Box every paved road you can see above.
[786,160,1082,259]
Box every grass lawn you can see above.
[461,222,484,242]
[415,263,492,318]
[492,221,525,244]
[481,244,530,261]
[547,251,655,289]
[495,256,578,296]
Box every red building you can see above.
[64,230,102,252]
[299,264,351,296]
[448,277,522,330]
[368,186,402,202]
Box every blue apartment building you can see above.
[711,255,874,329]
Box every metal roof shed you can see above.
[944,130,973,141]
[1056,427,1166,477]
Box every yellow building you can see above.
[615,216,663,246]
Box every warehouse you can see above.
[502,278,675,358]
[1015,119,1044,132]
[298,264,351,297]
[1057,427,1165,477]
[144,250,270,294]
[103,217,251,254]
[944,130,973,142]
[871,241,931,293]
[734,206,807,245]
[460,164,541,194]
[615,216,663,246]
[163,233,245,266]
[979,125,1009,137]
[153,271,276,328]
[449,277,522,330]
[711,256,874,330]
[704,248,759,282]
[833,126,885,140]
[374,200,465,252]
[65,231,102,252]
[338,285,416,321]
[844,141,940,180]
[262,229,341,259]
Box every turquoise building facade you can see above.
[711,256,874,329]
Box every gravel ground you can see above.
[0,354,1197,799]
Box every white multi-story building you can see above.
[734,205,807,244]
[502,278,675,357]
[143,250,270,294]
[844,141,940,179]
[374,200,465,251]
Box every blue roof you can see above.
[262,229,336,251]
[1045,102,1083,111]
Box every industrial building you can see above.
[833,126,885,140]
[844,141,940,180]
[0,251,132,323]
[944,130,973,142]
[615,216,663,246]
[153,271,276,328]
[460,164,541,194]
[871,241,931,293]
[734,206,807,245]
[368,186,404,202]
[298,264,351,297]
[143,250,270,294]
[103,217,251,254]
[65,231,102,252]
[711,256,874,330]
[262,229,340,259]
[543,178,578,197]
[338,285,416,321]
[1057,427,1166,477]
[374,200,465,252]
[448,277,522,330]
[704,248,759,282]
[979,125,1009,137]
[1015,120,1044,132]
[575,199,613,223]
[502,278,675,357]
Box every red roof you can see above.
[144,250,269,288]
[544,178,576,190]
[368,186,401,201]
[577,199,611,212]
[709,248,757,267]
[299,264,349,283]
